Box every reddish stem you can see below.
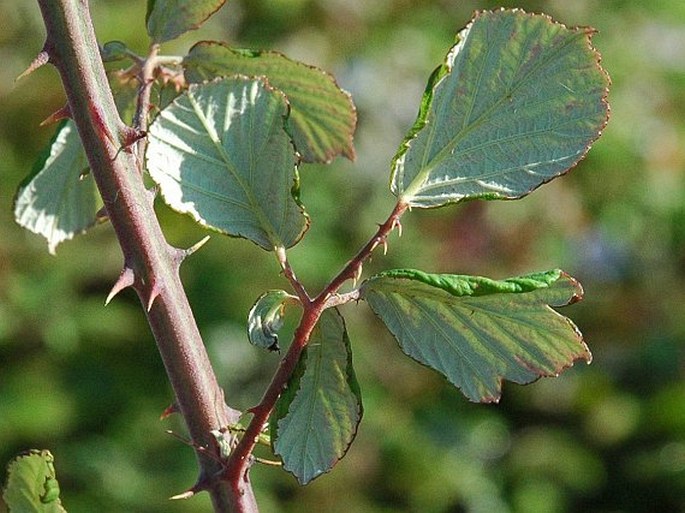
[223,201,408,486]
[34,1,252,511]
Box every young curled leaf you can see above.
[100,41,130,63]
[361,269,590,403]
[247,290,298,352]
[392,9,610,208]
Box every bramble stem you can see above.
[34,1,253,511]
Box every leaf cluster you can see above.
[10,1,609,496]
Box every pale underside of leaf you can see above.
[392,9,610,208]
[146,0,226,44]
[14,120,99,254]
[146,77,309,250]
[271,308,362,484]
[361,269,590,403]
[184,42,357,163]
[247,290,297,351]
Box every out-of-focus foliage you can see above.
[1,1,684,512]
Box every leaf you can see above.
[271,308,363,484]
[392,9,610,208]
[146,77,309,250]
[146,0,226,44]
[100,41,129,63]
[184,42,357,163]
[14,120,100,254]
[247,290,297,352]
[360,269,590,403]
[2,450,67,512]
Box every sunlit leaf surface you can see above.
[146,77,309,250]
[392,9,610,208]
[14,121,99,254]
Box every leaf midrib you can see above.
[186,87,284,248]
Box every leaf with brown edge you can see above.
[184,42,357,164]
[392,9,610,208]
[361,268,590,403]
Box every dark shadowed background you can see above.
[1,1,685,512]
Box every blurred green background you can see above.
[1,1,684,512]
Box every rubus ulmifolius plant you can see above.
[3,2,609,512]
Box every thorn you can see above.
[381,238,388,255]
[254,457,283,467]
[88,103,117,148]
[39,104,71,126]
[105,267,135,305]
[16,49,50,82]
[146,280,163,312]
[165,429,192,445]
[185,236,210,258]
[119,125,147,150]
[173,235,211,268]
[170,490,196,501]
[393,218,403,237]
[167,465,211,500]
[352,264,363,288]
[95,205,110,223]
[160,402,179,420]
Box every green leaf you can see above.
[146,77,309,250]
[247,290,297,352]
[271,308,362,484]
[14,120,100,254]
[146,0,226,44]
[100,41,130,63]
[392,9,610,208]
[2,450,67,512]
[184,42,357,163]
[360,269,590,403]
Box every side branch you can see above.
[223,200,408,486]
[318,200,408,302]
